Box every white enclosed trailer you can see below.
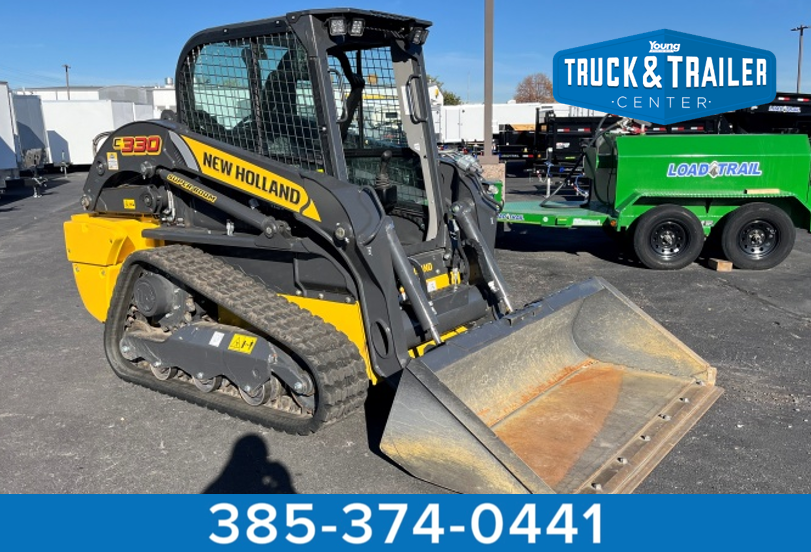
[12,94,50,168]
[437,102,572,144]
[0,82,21,191]
[42,100,155,166]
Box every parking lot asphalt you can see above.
[0,172,809,494]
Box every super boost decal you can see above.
[182,136,321,222]
[553,29,776,124]
[165,173,218,204]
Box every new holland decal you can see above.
[182,136,321,222]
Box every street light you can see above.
[791,25,808,94]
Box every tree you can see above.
[514,73,554,103]
[427,75,463,106]
[442,90,463,106]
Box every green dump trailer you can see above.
[496,133,811,270]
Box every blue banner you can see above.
[552,29,777,124]
[0,495,808,550]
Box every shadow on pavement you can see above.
[0,177,72,208]
[363,381,401,468]
[496,224,641,267]
[203,433,297,494]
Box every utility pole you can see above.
[481,0,498,167]
[791,25,808,93]
[63,64,71,100]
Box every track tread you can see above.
[105,244,368,435]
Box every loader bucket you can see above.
[380,277,722,494]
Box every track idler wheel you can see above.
[150,364,177,381]
[239,378,280,407]
[193,375,222,393]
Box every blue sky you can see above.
[1,0,809,102]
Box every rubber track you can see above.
[104,244,369,435]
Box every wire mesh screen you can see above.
[329,47,426,206]
[328,48,407,149]
[178,33,325,172]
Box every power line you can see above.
[0,67,66,90]
[0,63,64,84]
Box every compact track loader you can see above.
[64,9,722,493]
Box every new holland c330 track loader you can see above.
[64,9,722,494]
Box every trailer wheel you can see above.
[721,203,795,270]
[632,205,705,270]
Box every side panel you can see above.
[181,136,322,222]
[615,134,811,204]
[613,134,811,230]
[283,295,374,383]
[64,214,162,322]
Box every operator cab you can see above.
[175,10,442,249]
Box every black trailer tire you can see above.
[721,203,795,270]
[632,205,705,270]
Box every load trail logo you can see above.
[769,105,801,113]
[181,136,321,222]
[553,29,776,125]
[666,161,762,178]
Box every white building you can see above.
[10,81,178,165]
[14,80,177,117]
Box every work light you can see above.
[349,18,365,37]
[409,27,429,45]
[328,17,347,36]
